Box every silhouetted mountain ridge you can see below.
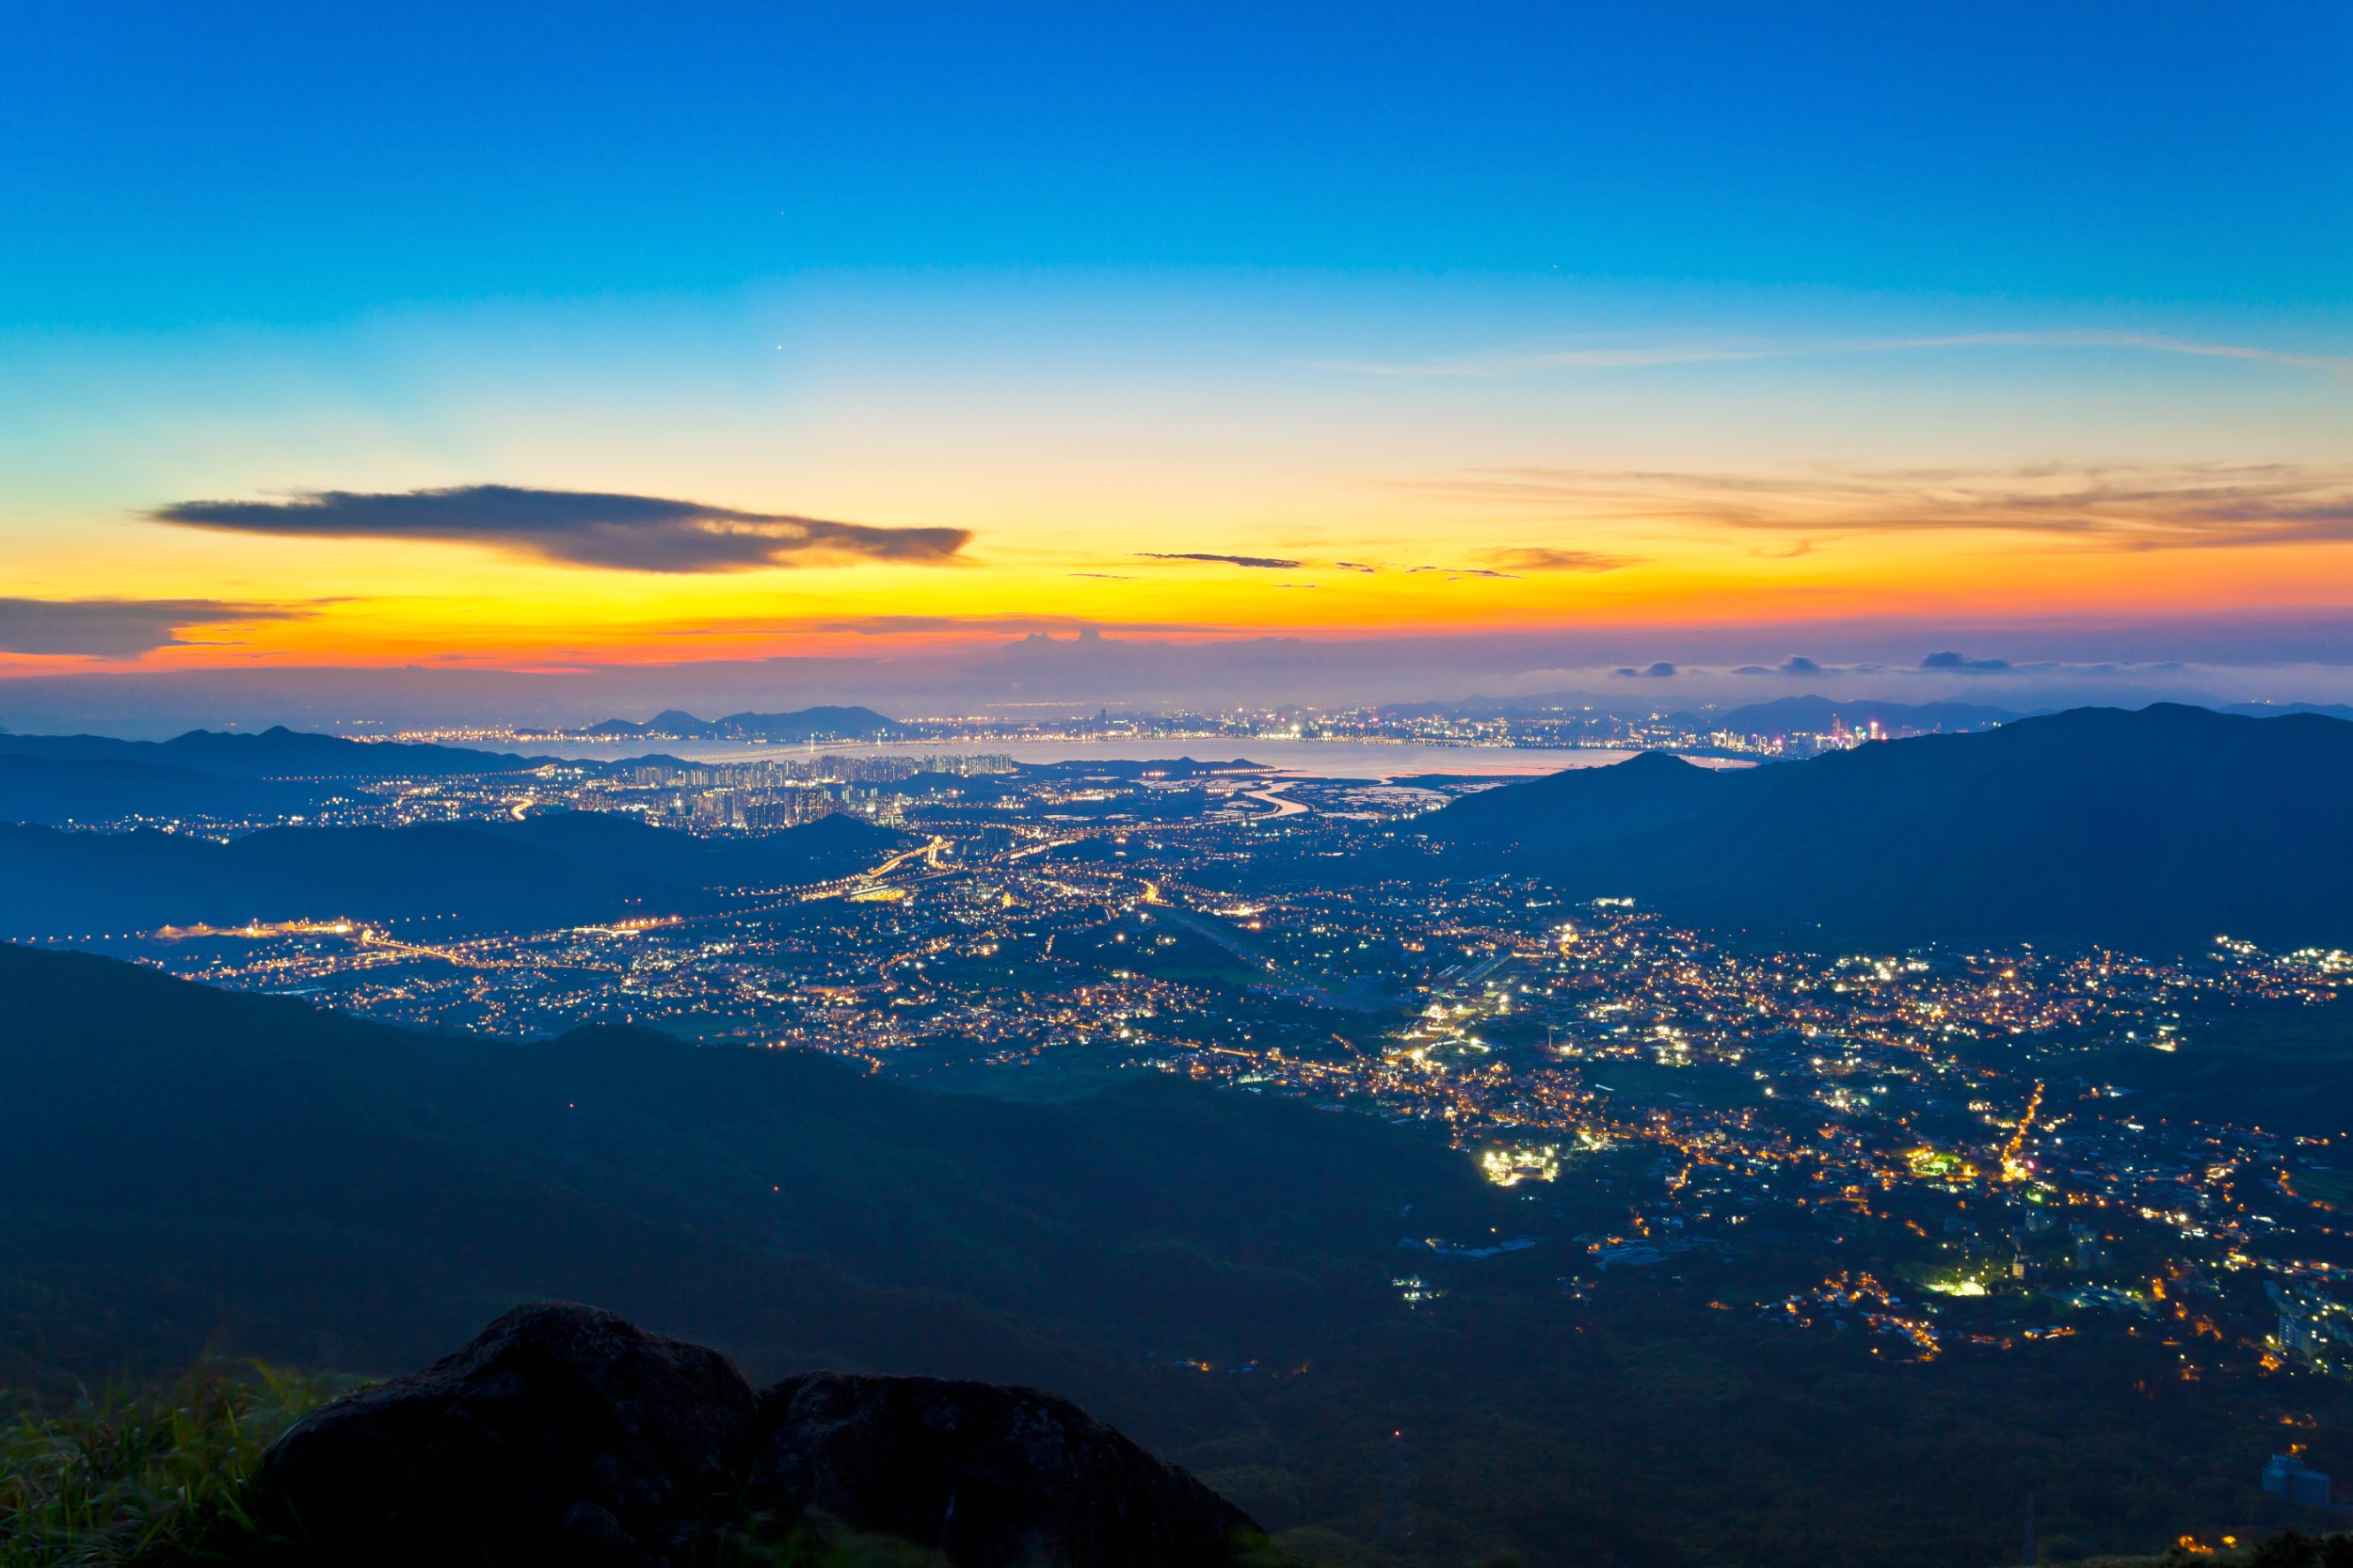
[0,753,344,825]
[0,724,553,777]
[582,706,900,742]
[1425,704,2353,951]
[1710,695,2016,736]
[0,811,916,936]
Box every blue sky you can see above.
[7,1,2346,327]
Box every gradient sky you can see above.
[3,1,2349,713]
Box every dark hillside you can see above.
[5,945,2344,1567]
[0,945,1476,1398]
[2061,993,2353,1137]
[0,753,340,825]
[1433,748,1729,853]
[0,811,914,936]
[1426,704,2353,951]
[0,821,677,936]
[474,808,915,888]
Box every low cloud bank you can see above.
[0,598,304,659]
[153,485,970,573]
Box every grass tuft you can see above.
[0,1362,329,1568]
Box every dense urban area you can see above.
[374,695,1993,760]
[33,735,2353,1438]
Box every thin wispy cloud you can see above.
[0,597,310,659]
[1408,565,1520,581]
[1396,461,2353,552]
[813,615,1213,637]
[1138,550,1631,579]
[1316,330,2353,379]
[1138,552,1305,569]
[152,485,972,573]
[1473,546,1637,573]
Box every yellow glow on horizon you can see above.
[8,522,2353,675]
[8,438,2353,674]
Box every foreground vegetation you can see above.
[4,1364,2349,1568]
[0,1367,1221,1566]
[0,1365,325,1568]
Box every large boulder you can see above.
[257,1301,757,1567]
[253,1303,1277,1567]
[752,1371,1273,1568]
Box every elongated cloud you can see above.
[1138,552,1304,569]
[152,485,971,573]
[0,597,304,658]
[1321,330,2353,379]
[813,615,1210,635]
[1474,546,1636,572]
[1399,461,2353,552]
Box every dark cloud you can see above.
[1138,552,1305,569]
[1922,650,2013,672]
[1612,661,1678,679]
[152,485,971,573]
[1732,664,1774,675]
[1782,655,1823,674]
[0,598,304,659]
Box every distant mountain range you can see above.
[1708,696,2015,736]
[582,705,900,743]
[0,753,347,826]
[1424,703,2353,952]
[1377,692,2021,734]
[1377,692,2353,738]
[0,715,918,828]
[0,724,550,777]
[1376,691,1681,722]
[0,810,914,938]
[2217,700,2353,722]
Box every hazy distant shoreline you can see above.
[515,735,1763,779]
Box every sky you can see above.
[3,1,2349,726]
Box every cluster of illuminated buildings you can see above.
[375,702,1970,762]
[72,749,2353,1381]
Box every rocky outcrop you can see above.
[258,1302,757,1566]
[757,1371,1265,1568]
[257,1302,1276,1568]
